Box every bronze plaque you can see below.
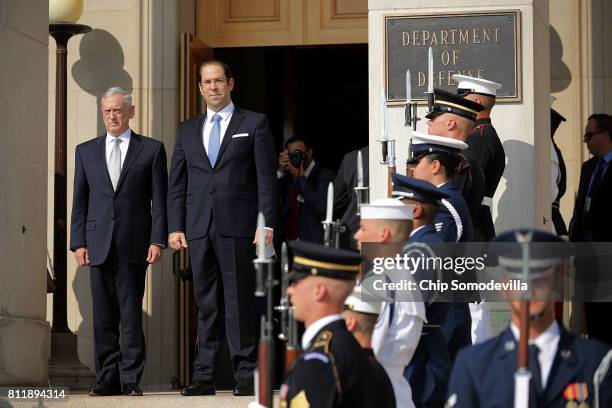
[385,11,521,103]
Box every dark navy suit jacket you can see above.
[167,107,277,239]
[70,132,168,266]
[447,324,612,407]
[569,156,612,242]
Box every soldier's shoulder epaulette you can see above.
[311,330,333,354]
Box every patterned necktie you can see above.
[109,138,122,190]
[208,113,222,167]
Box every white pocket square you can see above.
[232,133,249,138]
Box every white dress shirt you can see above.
[105,129,131,170]
[202,101,234,153]
[301,314,344,350]
[371,268,426,408]
[510,319,561,388]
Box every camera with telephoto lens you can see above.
[288,150,307,167]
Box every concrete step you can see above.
[7,391,254,408]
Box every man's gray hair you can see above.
[102,87,133,106]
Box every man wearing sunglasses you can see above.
[569,113,612,345]
[570,113,612,243]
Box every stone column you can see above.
[0,1,50,385]
[368,0,551,232]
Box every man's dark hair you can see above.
[200,59,233,79]
[588,113,612,139]
[284,136,312,150]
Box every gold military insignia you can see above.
[290,390,310,408]
[313,330,333,353]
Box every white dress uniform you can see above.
[358,198,427,408]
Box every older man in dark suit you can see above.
[70,87,168,396]
[167,60,277,396]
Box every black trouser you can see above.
[189,220,257,382]
[90,245,147,387]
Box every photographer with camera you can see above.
[276,136,335,247]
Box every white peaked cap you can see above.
[453,74,502,97]
[411,131,468,151]
[360,198,414,220]
[344,285,382,315]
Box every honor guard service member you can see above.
[447,229,612,408]
[425,88,486,222]
[406,132,477,361]
[453,74,505,242]
[343,284,396,408]
[355,198,426,408]
[392,173,453,407]
[407,132,473,244]
[279,241,379,408]
[391,172,448,244]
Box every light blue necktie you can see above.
[208,113,222,167]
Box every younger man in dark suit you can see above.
[70,87,168,396]
[167,60,277,396]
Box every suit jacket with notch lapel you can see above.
[167,106,277,239]
[569,156,612,242]
[70,132,168,266]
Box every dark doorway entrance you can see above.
[215,44,369,172]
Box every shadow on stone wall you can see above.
[495,140,535,233]
[550,25,572,93]
[71,29,133,136]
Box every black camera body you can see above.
[288,150,307,167]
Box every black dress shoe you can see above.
[233,378,254,396]
[123,383,143,396]
[181,380,216,396]
[88,384,122,396]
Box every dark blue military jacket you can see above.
[447,324,612,408]
[436,182,473,243]
[281,319,384,408]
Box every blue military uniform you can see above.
[447,229,612,408]
[409,224,442,244]
[391,173,453,407]
[406,132,474,243]
[406,133,475,361]
[437,182,473,243]
[447,325,612,408]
